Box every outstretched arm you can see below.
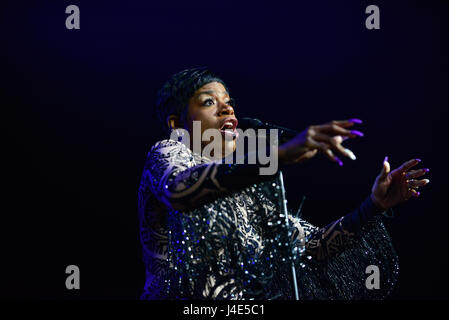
[298,156,430,261]
[303,196,386,261]
[143,139,279,211]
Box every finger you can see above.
[403,186,420,200]
[293,149,318,163]
[324,149,343,166]
[379,156,391,180]
[398,158,422,172]
[407,178,430,189]
[408,188,421,198]
[315,123,364,138]
[334,135,342,144]
[304,149,319,159]
[313,133,356,160]
[405,168,430,179]
[334,135,351,145]
[307,139,343,165]
[327,119,363,128]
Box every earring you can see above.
[171,128,185,141]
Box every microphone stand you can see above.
[278,171,300,300]
[243,120,302,299]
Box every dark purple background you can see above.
[1,0,447,299]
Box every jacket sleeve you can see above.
[293,196,387,261]
[287,198,399,300]
[143,139,280,211]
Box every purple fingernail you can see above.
[416,159,422,162]
[349,118,363,124]
[417,191,421,196]
[351,130,364,137]
[384,156,389,163]
[335,156,343,167]
[423,168,430,172]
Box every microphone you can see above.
[237,117,299,143]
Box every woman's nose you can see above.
[218,103,234,116]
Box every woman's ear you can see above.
[166,115,182,130]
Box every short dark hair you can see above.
[155,67,229,134]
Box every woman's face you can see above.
[184,81,238,158]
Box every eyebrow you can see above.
[196,90,230,98]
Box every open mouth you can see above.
[219,117,239,139]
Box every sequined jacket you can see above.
[138,139,399,300]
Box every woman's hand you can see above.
[370,157,430,210]
[278,118,364,165]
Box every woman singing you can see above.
[138,67,430,300]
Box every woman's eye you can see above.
[203,99,215,106]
